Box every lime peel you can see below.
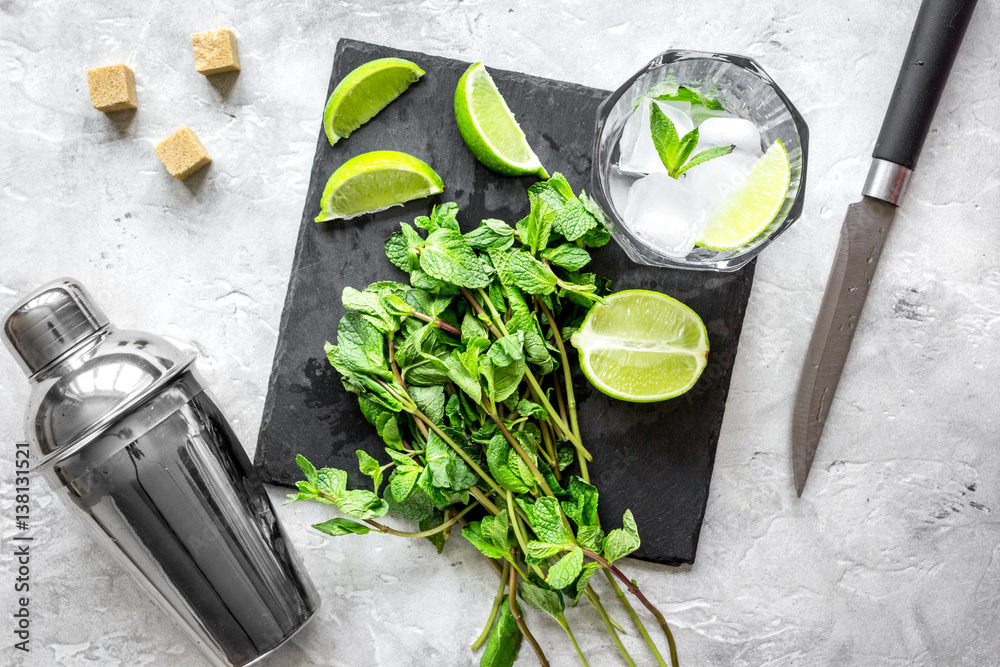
[315,151,444,222]
[323,58,424,147]
[571,289,709,403]
[695,139,791,251]
[454,62,548,179]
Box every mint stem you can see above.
[508,552,549,667]
[602,569,667,667]
[581,549,679,667]
[556,614,591,667]
[362,502,478,539]
[584,586,636,667]
[472,558,509,651]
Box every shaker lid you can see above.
[3,278,110,376]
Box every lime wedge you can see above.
[571,290,709,403]
[315,151,443,222]
[323,58,424,146]
[695,140,791,251]
[454,62,548,178]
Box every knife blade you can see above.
[792,0,978,497]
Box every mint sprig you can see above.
[650,103,734,179]
[290,177,681,667]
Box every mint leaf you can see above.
[342,286,396,333]
[376,414,403,449]
[425,431,476,491]
[460,312,488,345]
[465,218,515,251]
[337,312,393,380]
[481,509,511,552]
[547,547,583,589]
[408,384,446,423]
[479,352,525,404]
[676,144,735,176]
[420,510,448,554]
[650,104,681,175]
[528,173,574,210]
[486,332,524,368]
[415,202,461,233]
[388,467,420,503]
[524,540,566,562]
[462,521,509,560]
[541,244,591,271]
[519,496,574,546]
[487,434,533,494]
[569,562,601,607]
[315,467,348,498]
[385,483,434,522]
[504,251,557,295]
[312,518,372,536]
[335,489,389,520]
[410,269,461,296]
[419,228,491,289]
[602,509,641,563]
[675,126,700,168]
[480,595,522,667]
[445,341,487,405]
[385,223,423,273]
[562,477,599,527]
[295,454,318,486]
[520,190,558,254]
[515,399,547,420]
[518,579,566,619]
[577,525,605,552]
[356,450,383,491]
[552,197,598,242]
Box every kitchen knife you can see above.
[792,0,977,497]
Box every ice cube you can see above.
[682,150,760,211]
[623,173,711,258]
[618,98,695,175]
[689,103,730,126]
[694,116,762,156]
[607,165,639,217]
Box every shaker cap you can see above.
[3,278,110,376]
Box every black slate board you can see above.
[254,39,755,566]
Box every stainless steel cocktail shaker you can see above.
[2,278,320,667]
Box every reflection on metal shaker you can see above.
[3,278,319,667]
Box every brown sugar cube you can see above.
[154,127,211,180]
[87,64,137,112]
[191,29,241,76]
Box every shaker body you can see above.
[49,370,319,667]
[4,279,319,667]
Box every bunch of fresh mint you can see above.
[290,174,678,667]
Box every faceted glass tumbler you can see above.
[591,50,809,272]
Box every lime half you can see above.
[454,62,548,178]
[571,290,709,403]
[315,151,443,222]
[695,140,791,251]
[323,58,424,146]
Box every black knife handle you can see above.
[872,0,977,170]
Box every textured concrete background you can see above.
[1,1,998,665]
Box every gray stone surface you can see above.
[0,1,997,665]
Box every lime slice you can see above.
[695,140,791,251]
[454,62,548,178]
[323,58,424,146]
[315,151,443,222]
[571,290,709,403]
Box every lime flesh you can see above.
[454,62,548,178]
[315,151,443,222]
[695,139,791,251]
[323,58,424,146]
[571,290,709,403]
